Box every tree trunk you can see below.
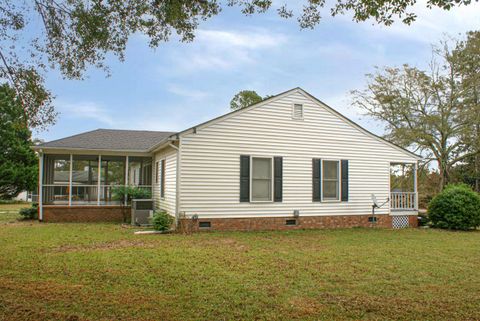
[475,153,480,192]
[438,159,449,191]
[476,123,480,192]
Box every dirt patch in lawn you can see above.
[287,296,326,318]
[312,292,477,320]
[0,278,175,321]
[192,237,251,252]
[50,239,157,253]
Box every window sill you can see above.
[321,199,341,203]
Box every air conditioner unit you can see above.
[131,199,154,226]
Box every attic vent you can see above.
[293,104,303,119]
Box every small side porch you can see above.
[38,151,154,222]
[389,162,419,215]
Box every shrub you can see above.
[19,203,38,220]
[111,186,152,204]
[152,211,174,232]
[417,212,430,227]
[428,184,480,230]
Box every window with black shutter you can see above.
[160,159,165,198]
[312,158,321,202]
[274,157,283,202]
[240,155,250,202]
[341,160,349,202]
[240,155,283,203]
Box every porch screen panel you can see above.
[71,155,99,205]
[100,156,126,205]
[129,157,153,187]
[42,155,70,205]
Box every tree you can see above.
[0,84,38,199]
[0,1,475,129]
[230,90,263,110]
[452,31,480,192]
[352,34,480,188]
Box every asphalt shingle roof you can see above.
[38,129,175,151]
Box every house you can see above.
[33,88,421,230]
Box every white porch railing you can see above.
[42,184,152,206]
[390,192,417,210]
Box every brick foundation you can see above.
[180,214,418,232]
[42,206,130,223]
[408,215,418,228]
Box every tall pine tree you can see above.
[0,84,38,199]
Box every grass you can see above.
[0,206,479,320]
[0,203,27,223]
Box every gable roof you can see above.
[36,88,421,160]
[36,129,175,152]
[166,87,422,160]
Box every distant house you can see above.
[34,88,420,230]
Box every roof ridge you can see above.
[96,128,176,134]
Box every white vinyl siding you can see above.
[153,146,177,216]
[178,89,417,218]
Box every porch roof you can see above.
[35,129,175,153]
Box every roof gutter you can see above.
[31,146,152,155]
[149,135,179,153]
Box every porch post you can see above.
[38,152,44,221]
[68,154,73,206]
[414,161,418,210]
[125,156,129,206]
[97,155,102,205]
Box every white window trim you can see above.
[250,156,274,203]
[321,159,341,202]
[292,103,304,120]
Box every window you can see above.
[251,157,273,202]
[322,160,340,201]
[160,159,166,198]
[292,104,304,119]
[155,161,159,184]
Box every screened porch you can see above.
[40,154,153,206]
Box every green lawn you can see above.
[0,208,479,320]
[0,203,27,223]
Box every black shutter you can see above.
[240,155,250,202]
[274,157,283,202]
[312,158,321,202]
[341,160,349,202]
[160,160,166,198]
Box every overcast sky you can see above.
[35,1,480,142]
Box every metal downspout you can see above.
[168,141,180,227]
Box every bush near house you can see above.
[112,186,152,223]
[428,184,480,230]
[19,203,38,220]
[111,186,152,204]
[152,211,174,231]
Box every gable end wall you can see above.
[178,90,417,219]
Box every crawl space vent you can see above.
[199,221,211,229]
